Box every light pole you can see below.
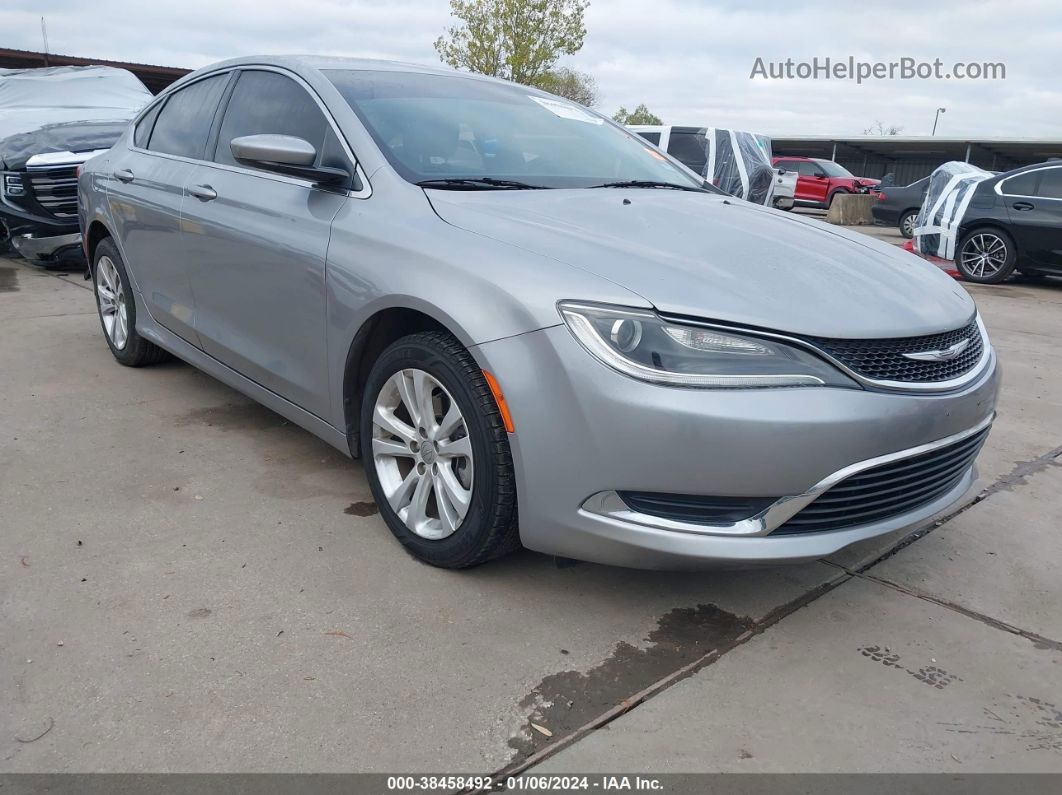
[932,107,946,136]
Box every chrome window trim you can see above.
[994,165,1062,201]
[127,65,372,200]
[581,412,994,538]
[658,313,993,394]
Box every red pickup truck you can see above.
[771,156,880,209]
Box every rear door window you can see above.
[134,102,163,149]
[214,70,330,170]
[1036,167,1062,200]
[148,74,228,159]
[999,170,1039,197]
[637,131,661,146]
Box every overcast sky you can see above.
[6,0,1060,138]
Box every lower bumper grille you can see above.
[773,426,990,535]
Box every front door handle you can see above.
[187,184,217,202]
[113,169,134,183]
[1012,201,1035,211]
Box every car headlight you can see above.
[558,302,857,389]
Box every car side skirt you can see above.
[131,290,353,457]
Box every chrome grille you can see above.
[801,320,983,384]
[26,164,80,219]
[773,426,989,535]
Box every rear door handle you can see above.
[113,169,134,183]
[187,184,217,202]
[1012,201,1035,211]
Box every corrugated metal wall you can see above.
[834,154,1028,184]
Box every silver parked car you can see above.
[78,56,999,569]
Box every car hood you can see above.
[426,189,974,338]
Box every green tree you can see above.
[434,0,590,86]
[612,104,662,125]
[537,66,597,106]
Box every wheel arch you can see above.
[957,221,1020,256]
[85,220,113,265]
[341,305,460,458]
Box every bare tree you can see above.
[864,120,904,136]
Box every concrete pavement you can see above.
[1,254,1060,774]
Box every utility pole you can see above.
[932,107,946,136]
[41,17,51,66]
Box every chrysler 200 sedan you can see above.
[78,56,999,569]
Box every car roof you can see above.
[165,54,515,93]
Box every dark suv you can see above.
[772,156,879,209]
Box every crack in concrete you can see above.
[485,440,1062,785]
[841,569,1062,653]
[473,572,850,788]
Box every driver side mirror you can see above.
[230,134,350,188]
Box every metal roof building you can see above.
[772,135,1062,185]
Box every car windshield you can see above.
[815,160,854,178]
[324,69,710,190]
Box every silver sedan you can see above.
[78,56,998,569]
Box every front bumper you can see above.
[474,325,999,569]
[10,231,83,263]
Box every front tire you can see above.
[956,227,1017,284]
[360,331,519,568]
[92,238,170,366]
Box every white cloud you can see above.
[5,0,1059,137]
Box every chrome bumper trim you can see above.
[581,412,994,537]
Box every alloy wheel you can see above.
[902,213,916,237]
[959,233,1008,279]
[371,368,474,540]
[96,255,129,350]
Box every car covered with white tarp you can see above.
[1,65,151,265]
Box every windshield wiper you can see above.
[588,179,708,192]
[416,177,549,190]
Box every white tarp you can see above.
[913,161,993,260]
[698,127,778,205]
[0,66,152,168]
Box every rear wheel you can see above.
[92,238,170,366]
[899,210,918,239]
[360,331,519,568]
[956,227,1017,284]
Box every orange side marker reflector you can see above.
[483,370,515,433]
